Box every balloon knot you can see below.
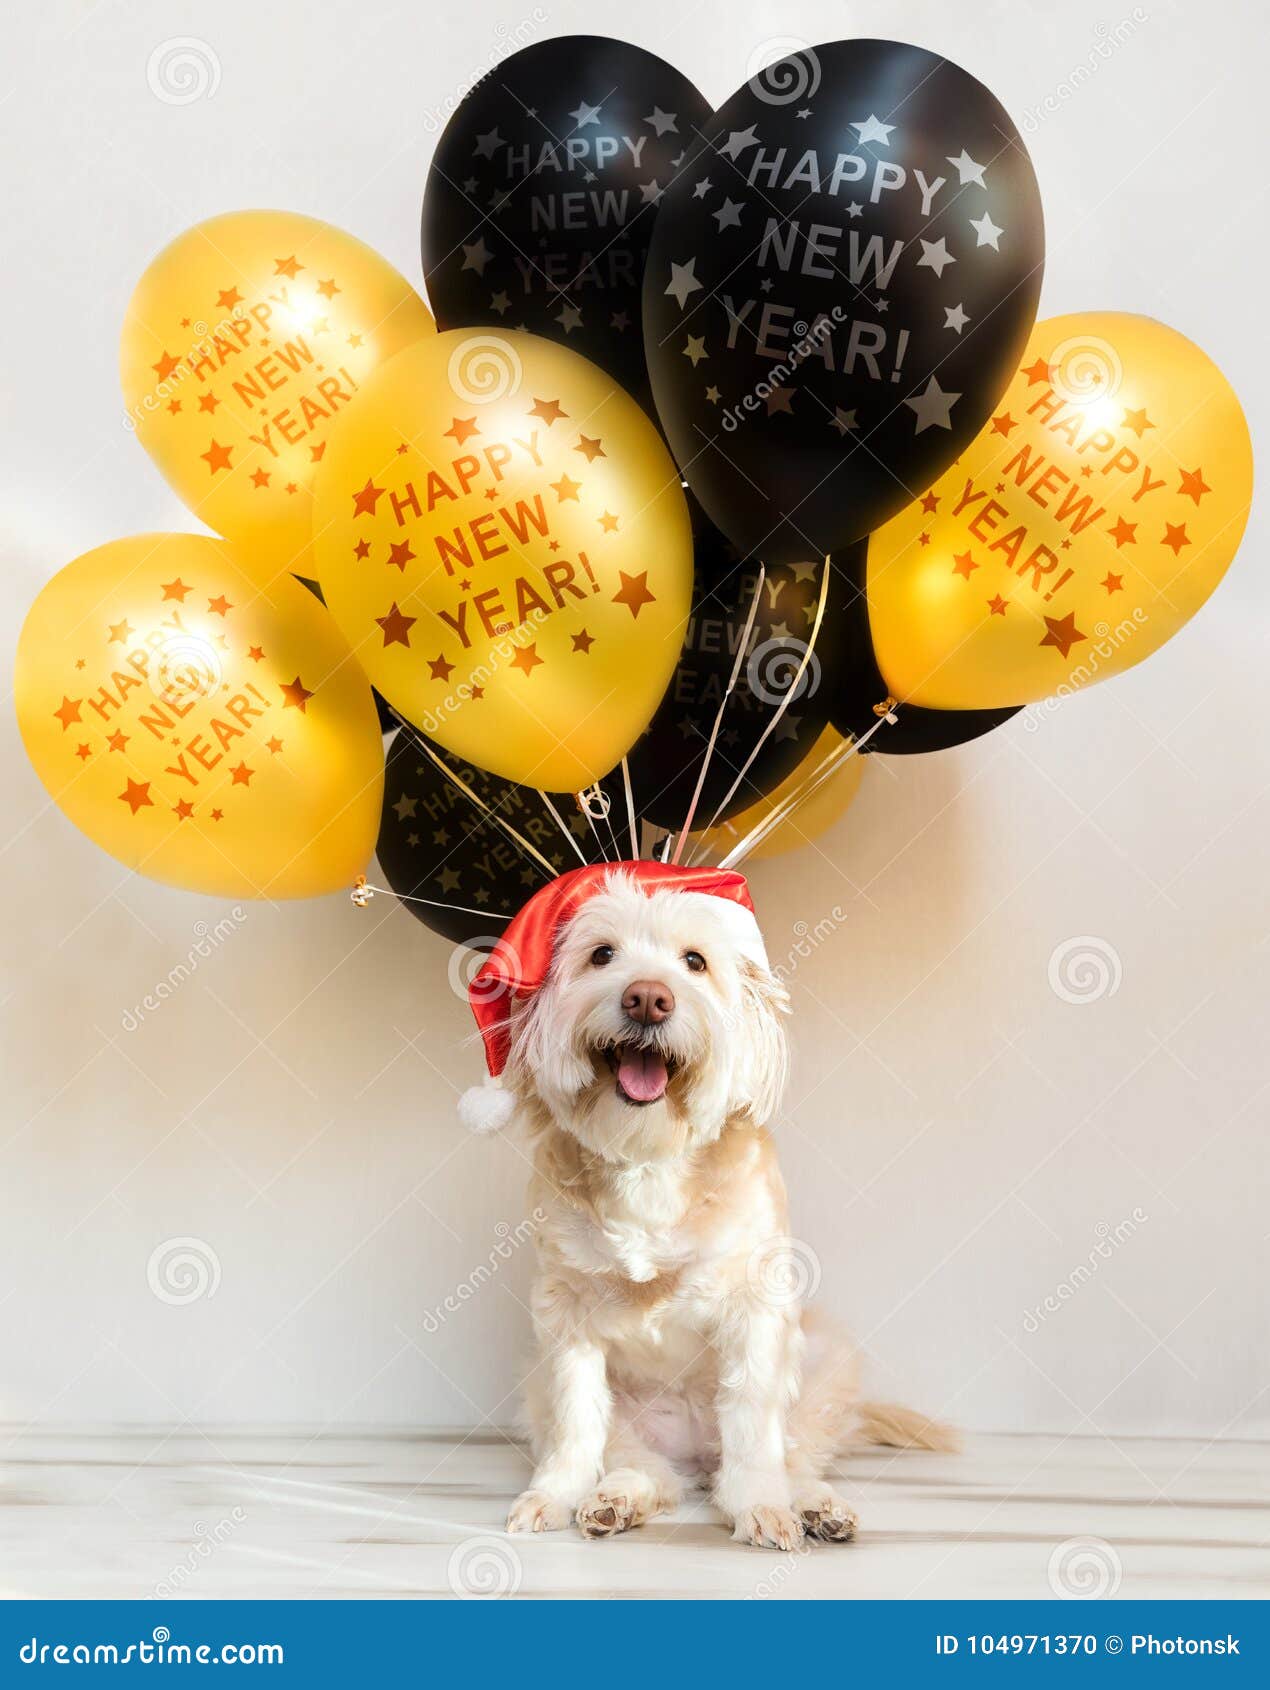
[576,784,612,819]
[351,874,374,908]
[873,695,900,724]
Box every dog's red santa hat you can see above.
[458,860,758,1134]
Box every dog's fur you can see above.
[497,870,952,1548]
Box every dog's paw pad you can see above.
[793,1483,858,1542]
[506,1489,571,1533]
[801,1499,858,1542]
[576,1490,636,1538]
[732,1504,805,1552]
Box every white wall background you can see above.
[2,0,1266,1439]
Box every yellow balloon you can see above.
[312,330,693,792]
[121,210,435,575]
[17,534,384,899]
[866,313,1253,709]
[687,728,864,861]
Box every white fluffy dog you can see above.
[483,869,950,1549]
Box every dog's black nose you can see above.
[622,980,675,1025]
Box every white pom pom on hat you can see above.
[457,1076,517,1135]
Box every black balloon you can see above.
[643,38,1044,563]
[376,727,605,945]
[614,525,840,831]
[422,36,711,414]
[826,546,1019,754]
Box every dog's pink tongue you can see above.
[618,1048,669,1102]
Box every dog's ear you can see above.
[506,980,596,1115]
[733,957,791,1124]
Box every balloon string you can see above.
[350,875,501,919]
[538,790,589,867]
[574,790,611,862]
[412,738,557,876]
[620,757,640,860]
[380,700,560,879]
[686,555,833,864]
[670,562,767,866]
[598,783,623,863]
[715,699,898,870]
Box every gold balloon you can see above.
[17,534,384,898]
[121,210,435,575]
[687,727,864,861]
[866,313,1253,710]
[312,329,693,791]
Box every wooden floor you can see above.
[1,1428,1265,1600]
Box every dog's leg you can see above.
[575,1412,682,1538]
[507,1282,610,1534]
[786,1467,858,1542]
[785,1316,859,1542]
[711,1300,804,1551]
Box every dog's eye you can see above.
[683,950,707,974]
[590,945,615,967]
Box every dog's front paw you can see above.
[506,1488,572,1533]
[576,1486,638,1539]
[731,1503,805,1552]
[794,1483,858,1542]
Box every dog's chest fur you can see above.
[554,1159,695,1283]
[530,1120,787,1372]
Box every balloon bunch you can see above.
[17,36,1253,946]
